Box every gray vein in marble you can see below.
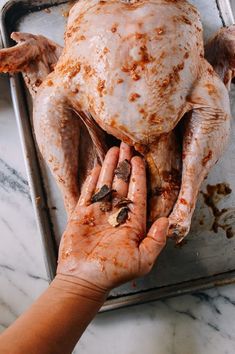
[170,323,177,354]
[217,293,235,306]
[0,264,14,272]
[165,294,235,342]
[0,268,30,299]
[207,322,220,332]
[1,216,14,233]
[171,308,197,320]
[0,299,18,320]
[0,216,42,267]
[0,324,8,331]
[0,263,47,282]
[192,292,222,314]
[0,158,30,199]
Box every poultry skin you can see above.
[0,0,234,241]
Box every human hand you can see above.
[57,143,168,291]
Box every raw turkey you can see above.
[1,0,235,242]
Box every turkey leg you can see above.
[168,62,231,241]
[33,79,80,216]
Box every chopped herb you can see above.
[114,159,131,183]
[91,185,113,203]
[108,207,129,227]
[113,196,133,208]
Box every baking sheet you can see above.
[1,0,235,311]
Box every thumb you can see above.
[139,217,168,275]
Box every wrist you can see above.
[51,273,109,305]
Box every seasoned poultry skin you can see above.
[1,0,234,241]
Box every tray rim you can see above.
[1,0,235,312]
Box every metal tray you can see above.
[1,0,235,312]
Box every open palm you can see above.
[57,143,168,290]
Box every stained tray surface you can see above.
[2,0,235,308]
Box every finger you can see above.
[78,165,101,206]
[139,218,169,275]
[112,142,133,197]
[127,156,147,222]
[97,147,120,189]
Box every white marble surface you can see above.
[1,1,235,354]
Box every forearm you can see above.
[0,274,108,354]
[0,145,168,354]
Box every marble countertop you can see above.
[1,1,235,353]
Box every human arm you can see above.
[0,143,168,354]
